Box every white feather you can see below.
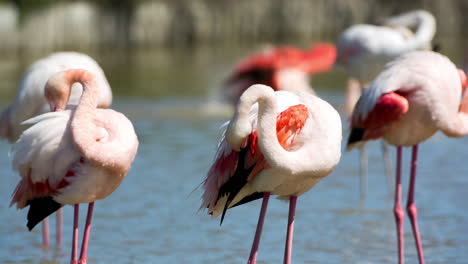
[11,110,80,187]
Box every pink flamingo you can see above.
[347,51,468,264]
[9,69,138,264]
[336,10,436,201]
[224,43,336,104]
[202,84,342,264]
[0,52,113,247]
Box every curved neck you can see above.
[227,84,301,173]
[385,10,436,51]
[62,70,111,168]
[441,78,468,137]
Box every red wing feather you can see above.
[353,92,409,140]
[10,169,71,209]
[301,43,336,74]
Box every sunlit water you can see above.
[1,44,468,264]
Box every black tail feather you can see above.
[26,196,62,231]
[347,128,365,149]
[218,146,255,226]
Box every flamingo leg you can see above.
[283,196,297,264]
[42,217,50,248]
[247,192,270,264]
[359,145,368,205]
[56,208,63,246]
[406,145,425,264]
[393,146,405,264]
[78,202,95,264]
[382,141,394,195]
[71,204,79,264]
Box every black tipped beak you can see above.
[347,128,365,150]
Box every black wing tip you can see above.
[347,128,365,151]
[220,200,228,226]
[26,196,62,231]
[219,192,264,226]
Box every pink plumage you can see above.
[347,51,468,264]
[201,84,342,264]
[202,104,308,218]
[9,69,138,264]
[224,43,336,104]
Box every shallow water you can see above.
[1,45,468,263]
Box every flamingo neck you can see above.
[226,84,276,150]
[385,10,436,51]
[64,70,107,167]
[68,70,99,131]
[441,71,468,137]
[227,84,305,174]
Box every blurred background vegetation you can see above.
[0,0,467,100]
[0,0,467,53]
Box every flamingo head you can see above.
[458,69,468,93]
[44,72,72,112]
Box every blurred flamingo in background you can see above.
[0,52,113,141]
[10,69,138,264]
[347,51,468,264]
[201,84,342,264]
[223,43,336,105]
[335,9,436,202]
[0,52,113,248]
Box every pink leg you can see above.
[283,196,297,264]
[247,193,270,264]
[71,204,79,264]
[56,208,63,246]
[78,202,95,264]
[394,146,405,264]
[359,146,368,205]
[406,145,425,264]
[42,217,50,248]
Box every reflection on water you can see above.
[0,43,468,263]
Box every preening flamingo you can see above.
[201,84,342,264]
[0,52,112,141]
[9,69,138,264]
[0,51,113,247]
[224,43,336,104]
[347,51,468,264]
[336,9,436,201]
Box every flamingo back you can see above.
[10,108,138,208]
[348,51,464,147]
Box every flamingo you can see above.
[0,52,113,141]
[9,69,138,264]
[347,51,468,264]
[201,84,342,264]
[223,43,336,105]
[0,51,113,247]
[335,9,436,201]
